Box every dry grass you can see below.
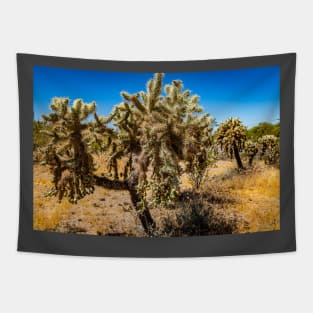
[33,166,72,231]
[203,160,280,233]
[33,163,145,236]
[33,156,280,236]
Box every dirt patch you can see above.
[33,158,279,236]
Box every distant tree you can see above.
[272,122,280,137]
[215,117,247,169]
[247,122,280,140]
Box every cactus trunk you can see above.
[248,155,254,166]
[127,155,156,234]
[233,142,244,169]
[94,170,156,234]
[127,169,156,234]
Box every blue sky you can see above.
[33,65,280,128]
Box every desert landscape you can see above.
[33,70,280,237]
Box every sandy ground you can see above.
[33,158,280,236]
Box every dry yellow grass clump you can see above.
[203,160,280,234]
[229,166,280,233]
[33,166,72,231]
[33,158,280,236]
[33,163,145,236]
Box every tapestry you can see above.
[17,53,296,257]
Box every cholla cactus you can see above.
[40,74,214,234]
[33,121,50,162]
[215,117,247,169]
[94,74,213,204]
[116,74,214,206]
[184,115,215,189]
[245,141,258,166]
[258,135,279,165]
[41,98,96,203]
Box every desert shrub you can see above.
[183,115,215,189]
[258,135,279,165]
[244,140,258,166]
[158,192,239,236]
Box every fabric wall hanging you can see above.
[17,53,296,257]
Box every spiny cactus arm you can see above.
[121,92,147,113]
[167,83,178,105]
[94,110,117,126]
[42,113,59,123]
[55,142,72,156]
[114,110,130,126]
[79,101,96,121]
[40,130,57,137]
[40,130,68,144]
[120,124,137,142]
[153,100,173,115]
[145,73,164,111]
[49,97,69,117]
[150,111,169,124]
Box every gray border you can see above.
[17,53,296,257]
